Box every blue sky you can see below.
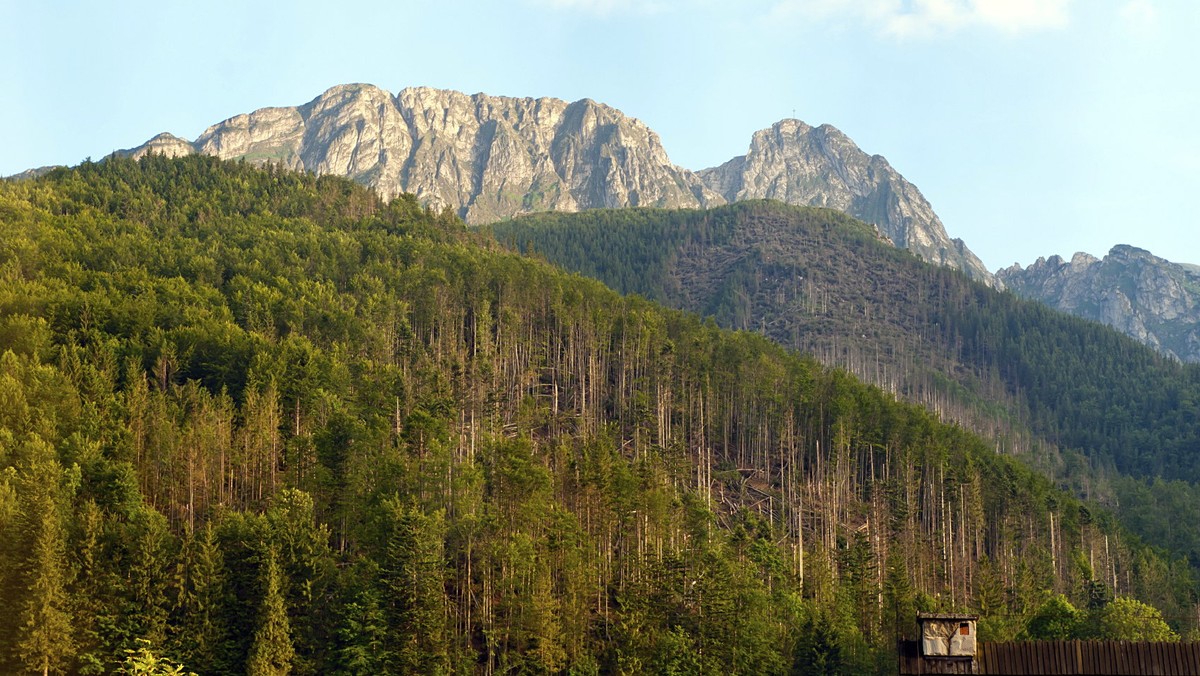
[3,0,1197,270]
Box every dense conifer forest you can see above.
[490,204,1200,567]
[0,157,1193,674]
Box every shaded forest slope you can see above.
[490,203,1200,561]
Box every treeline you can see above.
[489,203,1200,563]
[0,157,1192,674]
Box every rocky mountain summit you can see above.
[698,119,991,282]
[124,84,720,225]
[998,245,1200,362]
[121,83,989,281]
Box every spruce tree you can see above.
[246,548,294,676]
[882,550,915,643]
[379,499,448,674]
[16,437,75,676]
[172,523,227,673]
[335,577,390,674]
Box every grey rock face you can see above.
[998,245,1200,362]
[698,120,993,283]
[3,166,59,181]
[122,84,721,224]
[125,132,196,160]
[119,83,987,280]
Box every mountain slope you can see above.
[118,83,992,282]
[998,246,1200,362]
[698,119,992,282]
[0,156,1191,672]
[490,202,1200,557]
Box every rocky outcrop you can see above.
[3,166,59,181]
[119,83,990,280]
[127,132,196,160]
[121,84,721,224]
[998,245,1200,362]
[698,120,992,283]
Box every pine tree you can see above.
[793,610,843,676]
[882,550,916,643]
[379,499,448,674]
[15,436,75,676]
[335,575,390,674]
[172,523,227,673]
[262,488,335,672]
[0,463,23,672]
[69,499,111,675]
[246,548,294,676]
[122,505,172,651]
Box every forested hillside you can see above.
[0,158,1192,675]
[490,204,1200,565]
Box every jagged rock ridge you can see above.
[697,119,991,282]
[120,83,990,282]
[998,245,1200,362]
[123,84,721,225]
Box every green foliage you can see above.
[15,442,76,676]
[1023,593,1179,642]
[490,202,1200,570]
[883,551,917,641]
[1086,596,1179,641]
[170,523,228,674]
[648,626,713,676]
[247,548,295,676]
[793,609,850,676]
[334,574,390,674]
[1024,595,1083,640]
[0,156,1192,674]
[118,639,195,676]
[377,499,448,674]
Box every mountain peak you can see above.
[998,244,1200,361]
[1109,243,1155,260]
[116,83,988,281]
[698,118,993,283]
[769,118,815,135]
[318,82,388,98]
[121,84,722,221]
[121,132,194,161]
[1070,251,1099,268]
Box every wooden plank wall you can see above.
[900,640,1200,675]
[897,640,977,674]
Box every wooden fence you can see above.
[899,640,1200,675]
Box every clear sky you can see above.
[3,0,1197,271]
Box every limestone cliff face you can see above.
[698,120,992,283]
[120,83,991,281]
[127,132,196,160]
[123,84,721,224]
[998,246,1200,362]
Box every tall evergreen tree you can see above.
[882,550,916,643]
[247,548,294,676]
[171,523,227,673]
[379,498,448,675]
[15,436,75,676]
[263,488,335,675]
[334,567,391,675]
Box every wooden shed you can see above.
[904,612,979,674]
